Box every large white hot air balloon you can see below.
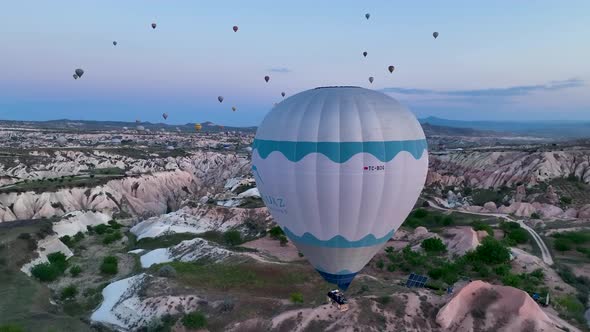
[252,86,428,290]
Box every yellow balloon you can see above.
[194,123,202,131]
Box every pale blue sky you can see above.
[0,1,589,126]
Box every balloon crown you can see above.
[314,86,361,90]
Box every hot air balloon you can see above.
[232,106,237,112]
[136,119,141,124]
[73,74,78,80]
[365,13,370,20]
[113,41,117,46]
[281,92,286,98]
[195,123,202,131]
[388,66,395,73]
[218,96,224,103]
[137,125,145,131]
[75,69,84,78]
[264,76,270,83]
[233,26,238,32]
[433,32,439,39]
[363,51,367,57]
[162,113,168,120]
[368,76,374,84]
[251,86,428,290]
[151,23,157,29]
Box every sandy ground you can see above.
[242,236,305,262]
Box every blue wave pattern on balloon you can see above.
[252,138,427,163]
[284,227,395,248]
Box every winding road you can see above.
[425,198,554,265]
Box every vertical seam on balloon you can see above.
[315,91,330,246]
[351,93,366,249]
[296,89,321,241]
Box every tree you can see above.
[473,237,511,265]
[279,235,289,246]
[421,238,447,253]
[507,228,529,244]
[182,311,207,329]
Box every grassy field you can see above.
[0,222,92,332]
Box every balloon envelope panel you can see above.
[252,87,428,290]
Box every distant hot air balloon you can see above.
[151,23,157,29]
[363,51,367,57]
[365,13,370,20]
[136,119,141,124]
[388,65,395,73]
[368,76,374,84]
[233,26,238,32]
[195,123,202,131]
[113,41,117,46]
[73,74,78,80]
[232,106,237,112]
[252,86,428,291]
[162,113,168,120]
[137,125,145,131]
[218,96,224,103]
[281,92,286,98]
[433,31,439,39]
[75,69,84,78]
[264,76,270,83]
[123,126,128,131]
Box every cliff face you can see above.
[0,151,250,222]
[427,150,590,189]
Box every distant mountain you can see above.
[421,123,505,137]
[0,119,257,133]
[420,116,590,138]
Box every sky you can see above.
[1,1,589,126]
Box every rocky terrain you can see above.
[2,123,590,332]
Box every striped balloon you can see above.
[252,86,428,290]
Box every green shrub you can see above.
[100,256,118,275]
[73,231,85,242]
[223,230,242,246]
[94,224,110,235]
[108,220,122,229]
[386,264,396,272]
[530,212,541,219]
[554,238,572,251]
[279,235,289,246]
[61,285,78,300]
[421,238,447,253]
[413,209,428,219]
[102,230,123,244]
[471,221,493,236]
[182,311,207,329]
[376,259,384,270]
[507,228,529,244]
[47,252,68,272]
[0,324,25,332]
[289,292,304,304]
[30,263,61,281]
[60,235,72,246]
[442,216,454,226]
[560,196,573,205]
[70,265,82,277]
[269,226,285,239]
[501,273,522,288]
